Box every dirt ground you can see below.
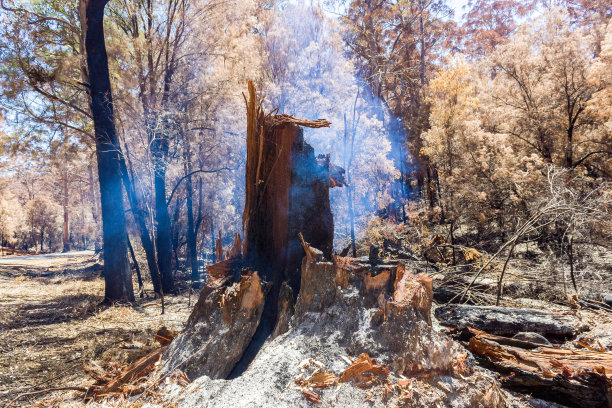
[0,252,191,407]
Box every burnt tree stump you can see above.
[162,81,346,379]
[241,81,345,329]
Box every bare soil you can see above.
[0,252,190,407]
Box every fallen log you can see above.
[467,328,612,408]
[435,304,585,341]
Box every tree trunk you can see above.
[119,154,162,294]
[62,174,70,252]
[127,234,144,296]
[233,82,344,376]
[171,196,181,272]
[153,145,174,294]
[185,170,199,286]
[343,112,357,258]
[87,164,101,252]
[80,0,133,302]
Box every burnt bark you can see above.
[435,305,584,341]
[185,170,199,286]
[170,195,181,272]
[232,82,343,376]
[153,143,174,293]
[81,0,133,302]
[242,83,339,298]
[119,154,162,294]
[467,329,612,408]
[127,234,144,296]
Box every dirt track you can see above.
[0,252,190,407]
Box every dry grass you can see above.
[0,252,191,407]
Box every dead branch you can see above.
[166,167,236,206]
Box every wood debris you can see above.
[467,327,612,408]
[435,304,581,340]
[307,371,339,389]
[295,353,390,404]
[82,327,178,399]
[155,326,178,346]
[266,114,331,129]
[339,353,390,383]
[92,346,167,395]
[301,389,321,403]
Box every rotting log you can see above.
[467,328,612,408]
[435,304,585,341]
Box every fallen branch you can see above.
[89,346,167,397]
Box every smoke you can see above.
[259,2,402,246]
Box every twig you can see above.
[4,386,89,408]
[496,239,518,305]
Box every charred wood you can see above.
[435,304,585,341]
[466,328,612,408]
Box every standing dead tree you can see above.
[236,81,346,373]
[242,80,346,299]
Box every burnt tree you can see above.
[163,81,347,379]
[242,80,345,306]
[80,0,134,302]
[228,82,345,375]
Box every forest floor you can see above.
[0,252,191,407]
[0,248,610,407]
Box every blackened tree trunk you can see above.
[119,154,162,294]
[171,195,181,272]
[81,0,133,302]
[343,94,359,258]
[233,82,343,376]
[184,156,199,286]
[62,173,70,252]
[127,234,144,295]
[153,142,174,293]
